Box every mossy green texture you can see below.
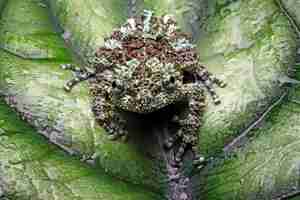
[0,0,160,192]
[0,100,159,200]
[48,0,297,161]
[280,0,300,30]
[144,0,297,157]
[0,0,69,60]
[202,86,300,199]
[1,0,300,198]
[47,0,129,61]
[196,0,297,156]
[0,0,7,13]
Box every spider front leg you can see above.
[107,112,129,141]
[61,64,96,92]
[195,64,226,104]
[167,84,206,167]
[91,89,128,141]
[174,120,205,167]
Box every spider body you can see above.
[62,10,226,165]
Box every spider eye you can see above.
[163,76,176,90]
[170,76,175,84]
[112,80,124,94]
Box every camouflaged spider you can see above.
[61,10,226,167]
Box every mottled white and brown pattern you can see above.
[61,10,226,165]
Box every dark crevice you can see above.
[183,71,196,84]
[0,195,11,200]
[122,102,200,200]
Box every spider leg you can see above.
[209,73,227,88]
[90,80,129,141]
[195,64,226,105]
[170,84,206,167]
[175,140,187,162]
[164,129,181,149]
[61,63,82,72]
[61,64,96,92]
[191,143,206,169]
[106,114,128,141]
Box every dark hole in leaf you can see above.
[183,71,195,84]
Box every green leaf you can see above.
[278,0,300,33]
[0,101,159,199]
[46,0,298,187]
[202,86,300,199]
[0,0,161,198]
[0,0,299,199]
